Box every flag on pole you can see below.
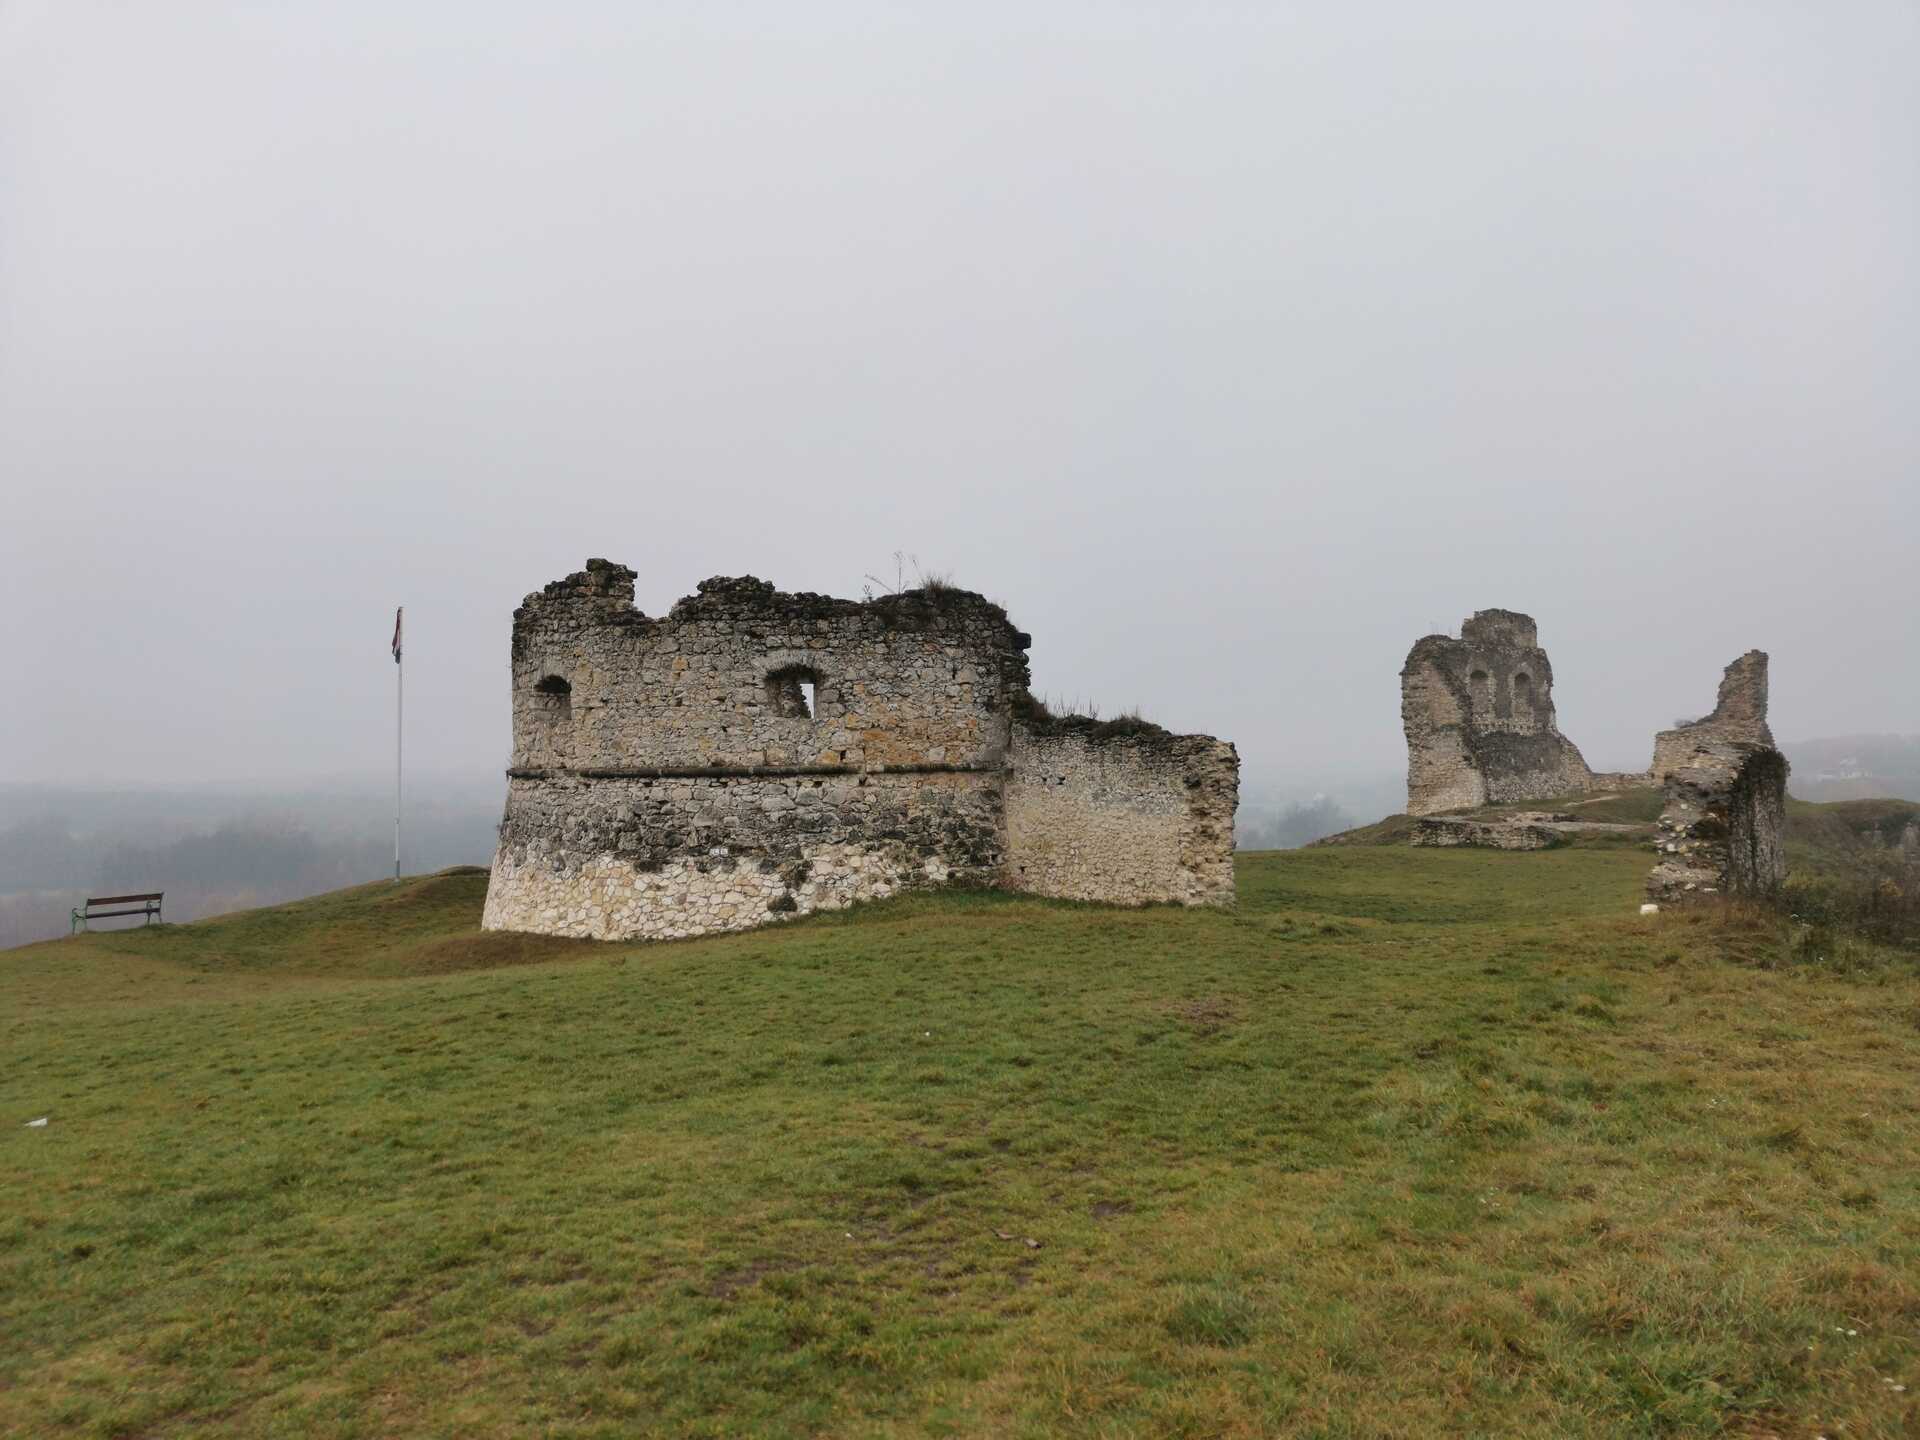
[391,607,403,665]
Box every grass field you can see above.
[5,847,1919,1438]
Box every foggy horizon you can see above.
[5,3,1915,794]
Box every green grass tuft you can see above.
[1165,1282,1258,1348]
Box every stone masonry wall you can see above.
[507,564,1027,774]
[1651,649,1774,783]
[1647,652,1788,903]
[482,772,994,940]
[1401,610,1611,816]
[484,560,1238,940]
[1003,722,1239,907]
[1410,815,1565,850]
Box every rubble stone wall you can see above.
[1003,723,1239,906]
[1647,652,1788,903]
[1410,815,1565,850]
[484,560,1238,940]
[507,562,1029,774]
[482,769,1001,940]
[1651,650,1774,783]
[1401,610,1613,815]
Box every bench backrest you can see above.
[73,893,164,932]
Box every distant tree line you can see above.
[0,781,504,949]
[1235,795,1356,851]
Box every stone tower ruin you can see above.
[482,561,1238,941]
[1399,610,1603,815]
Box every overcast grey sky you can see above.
[3,2,1914,792]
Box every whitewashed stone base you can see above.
[481,841,952,942]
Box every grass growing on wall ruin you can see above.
[4,850,1919,1438]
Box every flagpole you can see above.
[394,608,403,883]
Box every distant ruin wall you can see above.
[1647,652,1788,903]
[1651,649,1774,784]
[1410,814,1565,850]
[483,561,1238,940]
[1004,723,1238,907]
[1401,609,1618,816]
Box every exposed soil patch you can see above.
[1166,996,1239,1035]
[405,931,603,976]
[705,1257,803,1301]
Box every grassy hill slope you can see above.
[1787,797,1920,870]
[5,851,1918,1438]
[1318,789,1920,860]
[1307,787,1668,847]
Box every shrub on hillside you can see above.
[1783,849,1920,950]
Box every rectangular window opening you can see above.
[765,666,821,720]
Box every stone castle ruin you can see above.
[1400,610,1630,816]
[1401,611,1788,903]
[1647,651,1788,902]
[482,561,1238,941]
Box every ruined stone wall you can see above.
[1401,610,1604,815]
[485,562,1030,940]
[1003,722,1238,907]
[1647,652,1788,903]
[1410,814,1565,850]
[1651,650,1774,783]
[482,770,997,940]
[484,560,1238,940]
[507,563,1025,774]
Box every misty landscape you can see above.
[11,735,1914,949]
[5,9,1912,940]
[4,4,1916,1437]
[0,779,503,948]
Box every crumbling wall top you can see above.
[1458,608,1539,649]
[659,573,1025,634]
[538,557,639,606]
[505,560,1036,774]
[1008,699,1218,758]
[1697,650,1773,744]
[1652,650,1774,782]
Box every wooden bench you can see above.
[71,892,163,934]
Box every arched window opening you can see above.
[1512,672,1534,718]
[765,664,820,720]
[1468,668,1492,715]
[533,674,572,723]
